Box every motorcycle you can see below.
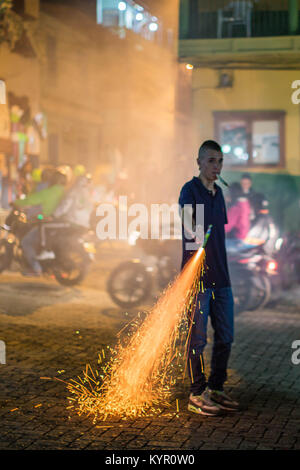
[227,207,280,314]
[107,209,283,313]
[273,232,300,290]
[228,242,278,315]
[107,231,181,309]
[108,233,279,313]
[0,208,96,286]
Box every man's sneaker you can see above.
[188,389,222,416]
[21,270,42,277]
[36,250,55,260]
[208,389,240,411]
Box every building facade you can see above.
[0,0,193,207]
[178,0,300,232]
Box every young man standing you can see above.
[179,140,239,416]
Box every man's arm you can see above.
[179,184,203,245]
[180,205,196,239]
[14,190,44,208]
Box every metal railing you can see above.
[180,0,300,39]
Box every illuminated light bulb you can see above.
[118,1,126,11]
[266,260,278,274]
[233,146,243,157]
[186,64,193,70]
[136,12,143,21]
[222,144,231,154]
[149,22,158,32]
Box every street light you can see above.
[118,1,126,11]
[136,12,143,21]
[149,22,158,32]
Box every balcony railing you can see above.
[180,0,300,39]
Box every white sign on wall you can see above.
[0,80,6,105]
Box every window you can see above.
[96,0,161,42]
[214,111,285,167]
[252,120,280,164]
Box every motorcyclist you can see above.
[240,173,265,223]
[245,194,278,255]
[13,170,67,275]
[53,164,94,229]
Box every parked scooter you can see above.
[227,202,280,314]
[228,242,278,314]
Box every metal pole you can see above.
[288,0,299,35]
[179,0,190,39]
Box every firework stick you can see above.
[189,359,194,384]
[199,354,204,373]
[202,224,213,248]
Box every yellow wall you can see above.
[1,0,193,202]
[192,68,300,175]
[36,1,190,202]
[0,43,40,116]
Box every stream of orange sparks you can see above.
[66,247,206,421]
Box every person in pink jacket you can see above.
[225,182,252,251]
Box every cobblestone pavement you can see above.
[0,248,300,451]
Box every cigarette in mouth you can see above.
[218,175,229,187]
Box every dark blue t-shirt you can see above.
[178,176,231,288]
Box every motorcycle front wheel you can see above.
[231,274,251,315]
[246,274,271,311]
[53,246,89,286]
[107,261,152,309]
[0,239,13,273]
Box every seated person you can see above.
[53,167,94,229]
[245,195,278,254]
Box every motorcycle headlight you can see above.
[266,260,278,274]
[83,242,96,254]
[275,238,283,251]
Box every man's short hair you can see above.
[241,173,252,180]
[198,140,222,162]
